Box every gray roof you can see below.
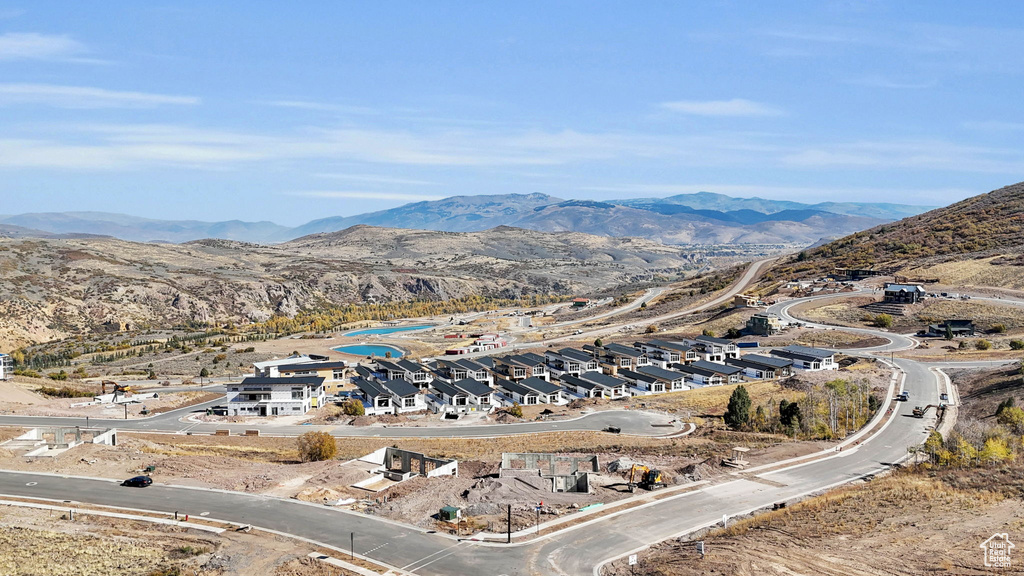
[772,345,835,360]
[636,365,687,382]
[278,361,348,372]
[381,378,419,397]
[240,376,324,387]
[561,374,601,391]
[602,343,643,358]
[691,360,742,375]
[617,369,658,384]
[577,372,627,388]
[725,355,793,371]
[639,340,694,353]
[498,377,561,397]
[696,334,734,346]
[452,378,493,396]
[555,348,596,363]
[884,284,925,293]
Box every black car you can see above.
[122,475,153,487]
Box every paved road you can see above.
[0,403,681,438]
[0,284,1002,575]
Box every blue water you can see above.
[333,344,405,358]
[343,324,433,337]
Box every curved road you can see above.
[2,282,1014,575]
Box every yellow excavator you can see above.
[627,464,666,492]
[912,404,946,418]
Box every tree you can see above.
[342,399,365,416]
[640,302,647,309]
[297,431,337,462]
[148,370,157,380]
[996,397,1016,416]
[752,405,767,431]
[780,399,802,431]
[944,325,954,341]
[868,394,880,414]
[723,385,751,429]
[199,367,210,378]
[997,406,1024,434]
[725,327,742,339]
[593,338,603,347]
[873,314,893,328]
[979,437,1012,465]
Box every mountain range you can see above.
[0,192,934,246]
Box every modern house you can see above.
[746,312,783,336]
[927,319,976,337]
[0,353,11,380]
[429,378,496,414]
[636,365,690,391]
[226,376,326,417]
[617,369,667,394]
[769,345,838,371]
[253,354,335,378]
[352,377,426,415]
[544,348,601,376]
[274,360,350,394]
[694,335,740,360]
[375,359,433,389]
[571,298,590,309]
[496,377,563,405]
[669,360,742,385]
[724,355,794,379]
[883,283,926,304]
[633,340,699,366]
[586,343,651,372]
[561,373,629,399]
[432,358,494,386]
[492,354,550,382]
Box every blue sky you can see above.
[0,2,1021,225]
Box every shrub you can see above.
[975,339,992,351]
[702,329,716,337]
[872,314,893,328]
[297,431,337,462]
[37,386,94,398]
[991,324,1008,334]
[199,367,210,378]
[1010,340,1024,350]
[645,324,658,334]
[725,327,742,339]
[47,370,69,381]
[342,399,365,416]
[593,338,603,347]
[506,403,524,418]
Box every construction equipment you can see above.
[912,404,946,418]
[627,464,665,492]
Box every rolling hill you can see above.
[0,192,933,246]
[770,181,1024,285]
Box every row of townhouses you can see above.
[227,340,837,416]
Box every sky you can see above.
[0,1,1021,226]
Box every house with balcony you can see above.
[253,354,333,377]
[375,359,433,389]
[746,313,783,336]
[428,378,496,414]
[694,335,740,360]
[636,365,690,392]
[769,345,838,371]
[496,377,563,405]
[633,340,699,367]
[617,369,667,394]
[0,353,11,381]
[724,355,793,379]
[544,348,600,376]
[275,360,350,394]
[585,343,651,372]
[560,373,629,399]
[432,358,494,386]
[492,354,550,382]
[352,377,426,415]
[226,376,326,417]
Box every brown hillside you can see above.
[773,181,1024,278]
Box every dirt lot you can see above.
[0,379,220,419]
[604,466,1023,576]
[0,505,355,576]
[947,363,1024,420]
[794,294,1024,335]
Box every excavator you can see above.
[102,380,134,399]
[627,464,666,492]
[912,404,946,418]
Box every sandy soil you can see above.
[0,390,221,419]
[0,505,356,576]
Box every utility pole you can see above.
[124,403,128,420]
[507,505,512,543]
[350,532,354,561]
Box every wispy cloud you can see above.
[0,84,199,108]
[844,75,937,89]
[260,100,379,115]
[0,32,87,61]
[314,173,436,186]
[660,99,784,117]
[286,190,446,201]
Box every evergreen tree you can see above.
[723,385,751,429]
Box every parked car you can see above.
[897,391,909,401]
[940,393,949,402]
[122,475,153,487]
